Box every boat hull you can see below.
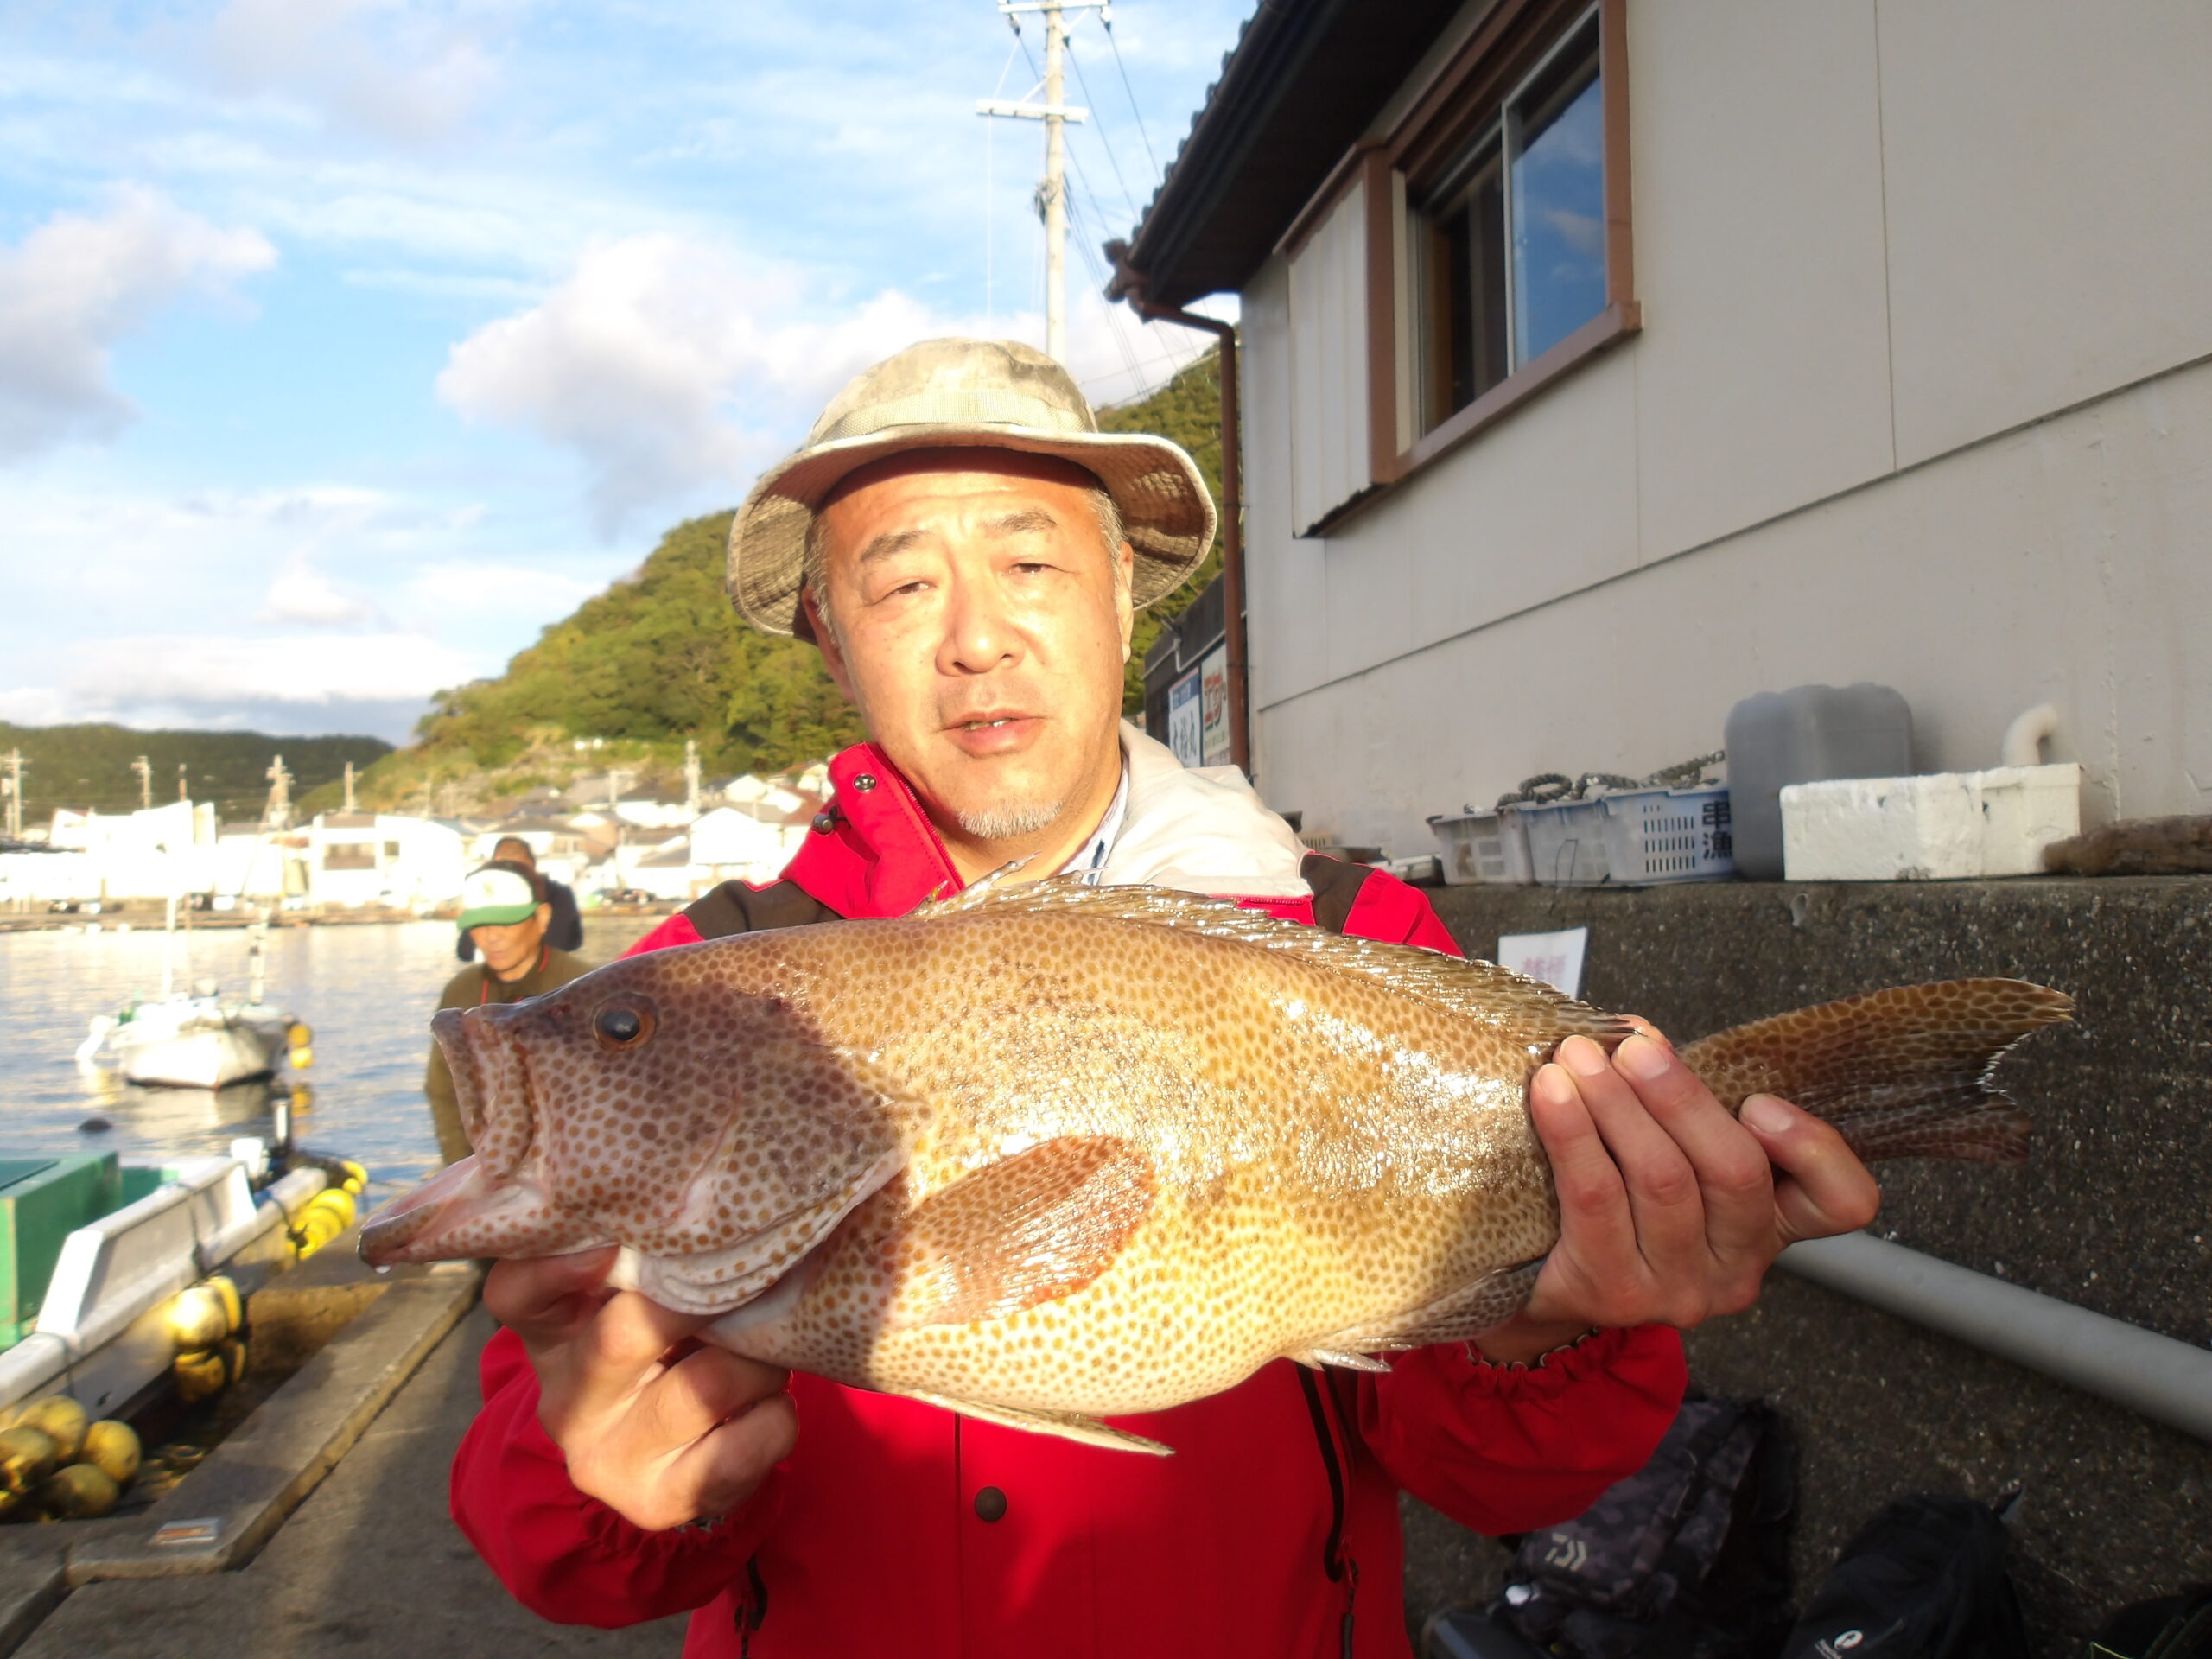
[116,1025,278,1090]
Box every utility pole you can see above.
[132,755,152,810]
[1,750,22,841]
[176,762,188,803]
[683,739,702,816]
[264,754,293,830]
[343,762,357,814]
[979,1,1105,365]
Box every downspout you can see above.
[1103,243,1249,776]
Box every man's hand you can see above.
[1474,1021,1881,1363]
[485,1249,798,1533]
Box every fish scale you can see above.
[361,870,2072,1455]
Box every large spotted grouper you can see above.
[359,872,2069,1454]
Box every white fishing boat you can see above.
[77,909,309,1090]
[0,1141,365,1423]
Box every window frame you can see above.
[1273,0,1636,531]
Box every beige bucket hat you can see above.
[728,337,1217,638]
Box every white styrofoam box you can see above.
[1519,799,1612,887]
[1781,762,2082,880]
[1427,808,1533,886]
[1599,786,1736,883]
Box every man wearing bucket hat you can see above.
[423,861,588,1165]
[452,340,1878,1656]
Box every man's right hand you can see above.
[485,1249,798,1534]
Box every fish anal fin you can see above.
[908,874,1625,1045]
[904,1390,1173,1456]
[1300,1260,1547,1360]
[1291,1348,1393,1374]
[888,1136,1154,1329]
[1678,978,2073,1166]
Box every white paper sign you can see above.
[1497,927,1589,999]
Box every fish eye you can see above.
[592,998,657,1050]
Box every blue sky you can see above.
[0,0,1248,741]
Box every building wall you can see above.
[1241,0,2212,853]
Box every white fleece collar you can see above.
[1090,721,1311,899]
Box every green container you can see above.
[0,1155,124,1349]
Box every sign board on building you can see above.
[1199,645,1231,768]
[1166,665,1205,768]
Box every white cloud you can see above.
[403,559,601,622]
[436,232,1224,532]
[256,552,389,628]
[0,188,276,461]
[436,234,957,531]
[204,0,500,146]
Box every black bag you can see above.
[1777,1494,2025,1659]
[2086,1586,2212,1659]
[1486,1396,1797,1659]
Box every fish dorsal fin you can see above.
[913,873,1626,1045]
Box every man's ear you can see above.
[1115,540,1135,663]
[535,903,552,929]
[803,588,860,706]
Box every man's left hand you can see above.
[1473,1020,1881,1363]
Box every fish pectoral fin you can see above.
[904,1390,1173,1457]
[1291,1348,1393,1373]
[888,1136,1155,1329]
[1304,1259,1548,1357]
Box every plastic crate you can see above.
[1518,799,1612,886]
[1426,808,1532,886]
[1599,785,1735,882]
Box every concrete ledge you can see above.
[0,1541,65,1659]
[63,1262,480,1585]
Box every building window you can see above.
[1412,9,1605,435]
[1272,0,1631,529]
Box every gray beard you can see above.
[955,798,1065,841]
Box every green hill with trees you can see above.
[0,722,390,824]
[333,346,1226,816]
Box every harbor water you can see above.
[0,918,655,1184]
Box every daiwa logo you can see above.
[1814,1630,1865,1657]
[1538,1532,1588,1573]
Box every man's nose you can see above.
[937,574,1024,676]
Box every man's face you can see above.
[472,904,550,980]
[806,451,1134,849]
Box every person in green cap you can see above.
[423,861,588,1165]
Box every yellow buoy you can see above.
[165,1286,232,1352]
[289,1045,314,1070]
[80,1421,140,1488]
[0,1427,58,1495]
[174,1349,226,1404]
[41,1463,119,1521]
[13,1397,86,1464]
[287,1021,313,1049]
[335,1159,368,1196]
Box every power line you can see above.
[1101,16,1160,180]
[1066,36,1140,222]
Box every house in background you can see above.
[1112,0,2212,855]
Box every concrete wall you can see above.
[1398,875,2212,1651]
[1240,0,2212,855]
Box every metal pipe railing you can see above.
[1778,1230,2212,1445]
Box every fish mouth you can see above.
[358,1156,493,1265]
[357,1154,601,1266]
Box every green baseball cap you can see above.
[458,864,541,931]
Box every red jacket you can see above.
[451,739,1687,1657]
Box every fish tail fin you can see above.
[1676,978,2073,1166]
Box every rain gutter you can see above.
[1778,1231,2212,1445]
